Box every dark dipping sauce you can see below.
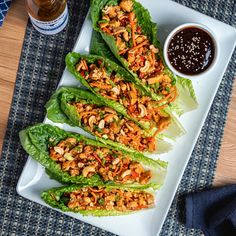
[167,27,215,75]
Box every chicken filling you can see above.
[75,58,171,131]
[70,101,157,152]
[62,187,154,211]
[49,138,153,184]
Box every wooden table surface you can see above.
[0,0,235,186]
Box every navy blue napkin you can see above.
[185,185,236,236]
[0,0,11,27]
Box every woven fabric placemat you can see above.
[0,0,235,235]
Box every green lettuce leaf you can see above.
[41,183,155,216]
[172,75,198,116]
[45,88,75,126]
[162,106,186,138]
[19,123,103,185]
[19,123,167,188]
[90,30,120,64]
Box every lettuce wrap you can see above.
[90,0,198,114]
[66,52,183,134]
[19,123,167,188]
[45,87,174,154]
[42,183,155,216]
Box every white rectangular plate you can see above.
[17,1,236,235]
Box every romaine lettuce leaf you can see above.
[173,75,198,116]
[162,106,186,138]
[46,87,173,154]
[90,30,120,64]
[41,183,155,216]
[19,123,167,188]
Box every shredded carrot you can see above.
[129,12,136,47]
[130,40,148,52]
[159,121,169,130]
[137,205,148,210]
[90,192,97,204]
[88,187,104,193]
[104,114,116,122]
[149,108,160,123]
[153,113,161,123]
[156,103,169,110]
[82,59,88,71]
[93,153,105,168]
[156,87,176,104]
[121,175,130,183]
[119,40,149,55]
[102,94,118,101]
[94,131,102,137]
[114,161,123,176]
[113,189,123,195]
[153,128,161,137]
[168,88,178,103]
[102,27,112,35]
[90,82,112,90]
[151,86,177,110]
[119,48,129,55]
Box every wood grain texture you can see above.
[213,81,236,186]
[0,0,28,151]
[0,1,235,186]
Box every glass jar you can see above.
[26,0,68,35]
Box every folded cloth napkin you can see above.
[0,0,11,27]
[185,184,236,236]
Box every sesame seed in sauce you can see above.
[167,27,215,75]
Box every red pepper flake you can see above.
[144,114,152,120]
[80,70,85,77]
[131,171,139,179]
[137,26,142,34]
[97,60,102,66]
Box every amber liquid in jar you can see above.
[26,0,68,35]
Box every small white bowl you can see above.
[163,23,219,78]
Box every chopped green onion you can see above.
[98,198,105,205]
[109,79,116,87]
[171,78,176,85]
[94,125,102,133]
[127,40,133,48]
[102,158,106,165]
[99,112,105,119]
[98,19,109,23]
[98,151,104,158]
[155,82,160,90]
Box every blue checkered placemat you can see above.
[0,0,235,235]
[0,0,11,27]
